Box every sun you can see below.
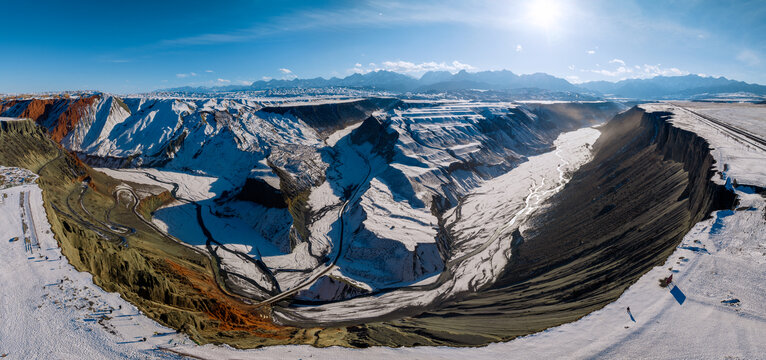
[526,0,561,29]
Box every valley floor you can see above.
[171,189,766,359]
[273,126,601,325]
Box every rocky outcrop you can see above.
[0,118,39,134]
[136,190,174,218]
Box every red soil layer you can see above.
[163,259,292,337]
[1,98,55,120]
[0,95,100,142]
[50,96,99,142]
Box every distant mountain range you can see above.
[581,75,766,99]
[161,70,766,100]
[244,69,583,93]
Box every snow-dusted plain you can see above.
[673,101,766,139]
[0,183,190,359]
[641,103,766,188]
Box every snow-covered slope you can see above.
[2,95,623,318]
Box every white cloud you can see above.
[217,78,230,83]
[582,61,689,79]
[640,64,687,77]
[351,63,366,73]
[277,68,297,80]
[568,64,575,71]
[261,76,272,81]
[176,72,198,78]
[516,44,523,52]
[205,70,214,73]
[737,50,760,66]
[609,58,626,66]
[351,60,475,76]
[565,75,581,83]
[585,66,632,77]
[587,50,596,55]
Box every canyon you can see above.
[1,95,764,354]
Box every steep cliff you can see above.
[336,106,737,346]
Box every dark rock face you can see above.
[350,116,399,161]
[529,102,624,130]
[261,98,401,137]
[235,178,287,208]
[496,107,737,286]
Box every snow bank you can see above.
[0,183,190,359]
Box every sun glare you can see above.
[527,0,561,29]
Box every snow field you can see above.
[0,184,189,359]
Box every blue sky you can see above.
[1,0,764,93]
